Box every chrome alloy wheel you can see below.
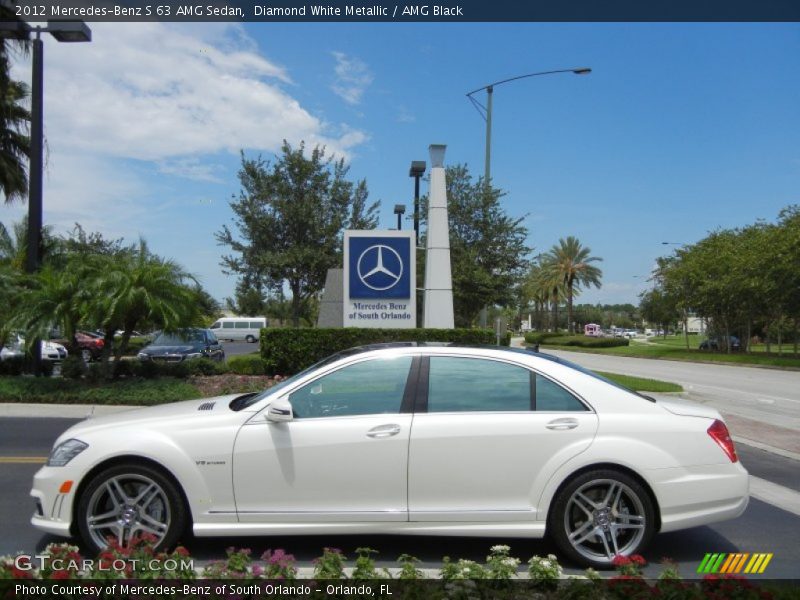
[564,478,646,563]
[85,473,171,549]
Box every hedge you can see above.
[227,354,270,375]
[260,328,509,375]
[524,331,570,344]
[527,334,630,348]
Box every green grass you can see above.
[537,336,800,368]
[0,377,201,405]
[596,371,683,393]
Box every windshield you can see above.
[229,348,363,411]
[153,331,204,345]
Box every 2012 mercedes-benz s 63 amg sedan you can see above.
[31,344,748,568]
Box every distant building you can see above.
[680,316,706,334]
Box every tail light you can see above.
[707,419,738,462]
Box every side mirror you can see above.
[266,397,293,423]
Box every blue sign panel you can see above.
[348,236,411,299]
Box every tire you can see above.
[76,463,188,554]
[245,335,256,343]
[548,469,655,569]
[81,348,92,363]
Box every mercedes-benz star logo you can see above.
[357,244,404,291]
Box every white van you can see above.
[209,317,267,343]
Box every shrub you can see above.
[0,356,25,376]
[60,355,86,380]
[260,328,507,375]
[533,335,630,348]
[523,331,567,344]
[227,354,269,375]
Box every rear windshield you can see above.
[533,352,656,402]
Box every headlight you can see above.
[185,352,202,359]
[48,439,88,467]
[137,352,149,360]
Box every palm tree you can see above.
[86,239,200,369]
[525,259,565,332]
[0,218,58,270]
[544,236,603,334]
[0,14,30,205]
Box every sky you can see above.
[4,22,800,307]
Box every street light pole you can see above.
[466,67,590,326]
[1,20,91,375]
[27,33,43,274]
[467,67,591,186]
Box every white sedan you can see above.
[31,344,748,568]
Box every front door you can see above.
[233,354,415,522]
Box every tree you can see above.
[0,8,30,204]
[217,142,379,327]
[86,239,200,367]
[543,236,603,334]
[420,165,530,327]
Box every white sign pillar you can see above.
[423,144,455,329]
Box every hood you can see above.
[657,396,721,420]
[141,345,198,355]
[62,393,246,438]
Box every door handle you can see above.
[546,418,579,430]
[366,424,401,438]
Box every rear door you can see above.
[408,355,598,521]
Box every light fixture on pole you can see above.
[1,19,91,374]
[393,204,406,230]
[466,67,591,186]
[408,161,426,246]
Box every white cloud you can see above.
[158,157,225,183]
[397,106,416,123]
[331,51,373,105]
[12,23,366,162]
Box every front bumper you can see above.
[30,465,80,539]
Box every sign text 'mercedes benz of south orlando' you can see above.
[343,230,416,328]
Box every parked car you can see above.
[699,336,741,351]
[0,334,67,362]
[73,332,106,362]
[137,328,224,363]
[622,329,638,339]
[209,317,268,343]
[31,343,748,568]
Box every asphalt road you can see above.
[543,348,800,430]
[1,417,798,579]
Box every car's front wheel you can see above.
[76,463,187,554]
[548,469,655,569]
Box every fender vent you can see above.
[198,401,216,411]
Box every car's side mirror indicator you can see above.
[266,397,293,423]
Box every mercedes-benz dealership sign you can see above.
[343,230,416,327]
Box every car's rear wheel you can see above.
[549,469,655,569]
[77,463,187,554]
[245,335,256,343]
[81,348,92,362]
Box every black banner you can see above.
[4,0,800,23]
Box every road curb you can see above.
[733,436,800,462]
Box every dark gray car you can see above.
[137,328,225,363]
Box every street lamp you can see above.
[1,20,91,374]
[393,204,406,230]
[466,67,591,185]
[408,161,426,246]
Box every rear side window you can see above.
[428,357,530,412]
[249,321,263,329]
[535,376,586,411]
[426,356,587,413]
[235,321,249,329]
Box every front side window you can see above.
[428,357,531,412]
[222,322,235,329]
[289,356,412,419]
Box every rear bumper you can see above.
[648,462,749,532]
